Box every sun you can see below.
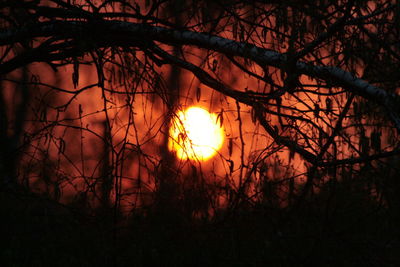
[168,106,224,161]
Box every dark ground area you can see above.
[1,181,400,267]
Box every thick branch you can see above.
[318,148,400,167]
[1,19,399,131]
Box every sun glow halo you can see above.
[168,106,224,161]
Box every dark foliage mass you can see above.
[1,0,400,265]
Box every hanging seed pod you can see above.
[219,109,224,127]
[212,59,218,71]
[72,58,79,88]
[178,132,185,143]
[228,138,233,157]
[196,87,201,102]
[318,130,324,147]
[227,159,234,175]
[40,108,47,122]
[251,108,257,124]
[214,109,224,129]
[262,27,267,42]
[314,103,320,118]
[59,138,66,155]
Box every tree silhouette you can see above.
[1,0,399,265]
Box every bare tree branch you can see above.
[151,45,319,163]
[1,19,399,132]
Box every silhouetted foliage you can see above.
[1,0,399,265]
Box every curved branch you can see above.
[1,19,399,132]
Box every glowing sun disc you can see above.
[168,106,224,161]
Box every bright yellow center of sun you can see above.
[168,106,224,161]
